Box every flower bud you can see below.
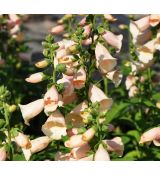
[25,72,45,83]
[56,63,66,73]
[35,59,50,68]
[9,104,17,113]
[50,25,64,35]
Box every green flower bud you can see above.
[56,63,66,73]
[9,105,17,113]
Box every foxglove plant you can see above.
[18,14,125,161]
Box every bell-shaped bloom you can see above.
[30,136,51,154]
[73,67,86,89]
[25,72,45,83]
[129,22,151,45]
[78,154,93,161]
[125,75,138,90]
[50,25,64,35]
[71,143,90,159]
[8,14,21,25]
[149,14,160,27]
[130,60,154,75]
[95,43,117,74]
[64,134,87,148]
[14,132,31,148]
[65,101,88,127]
[128,85,139,97]
[104,14,117,22]
[134,16,150,32]
[139,127,160,146]
[88,84,113,112]
[106,70,122,87]
[19,99,44,125]
[83,25,91,37]
[94,144,110,161]
[57,76,74,97]
[42,110,67,140]
[63,92,77,105]
[0,147,7,161]
[102,30,123,52]
[44,85,63,115]
[79,17,86,26]
[82,38,92,45]
[103,137,124,157]
[22,136,50,161]
[82,127,96,141]
[137,39,156,64]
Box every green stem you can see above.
[103,77,108,95]
[3,103,13,160]
[147,68,152,94]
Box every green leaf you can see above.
[127,130,140,142]
[152,93,160,100]
[106,102,129,123]
[0,119,5,128]
[143,100,155,107]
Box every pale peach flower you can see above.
[103,137,124,157]
[137,39,156,64]
[88,84,113,112]
[79,17,86,26]
[71,143,90,159]
[102,30,123,52]
[83,25,91,37]
[25,72,45,83]
[57,76,74,97]
[128,85,139,97]
[30,136,51,154]
[94,144,110,161]
[65,101,88,127]
[8,14,21,25]
[42,110,67,140]
[64,134,87,148]
[50,25,64,35]
[129,22,151,45]
[82,127,96,141]
[44,85,63,115]
[22,136,50,161]
[63,92,77,105]
[95,43,117,74]
[19,99,44,125]
[106,70,122,87]
[0,147,7,161]
[14,132,31,148]
[139,127,160,146]
[104,14,117,22]
[134,16,150,32]
[125,75,138,90]
[73,67,86,89]
[149,14,160,27]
